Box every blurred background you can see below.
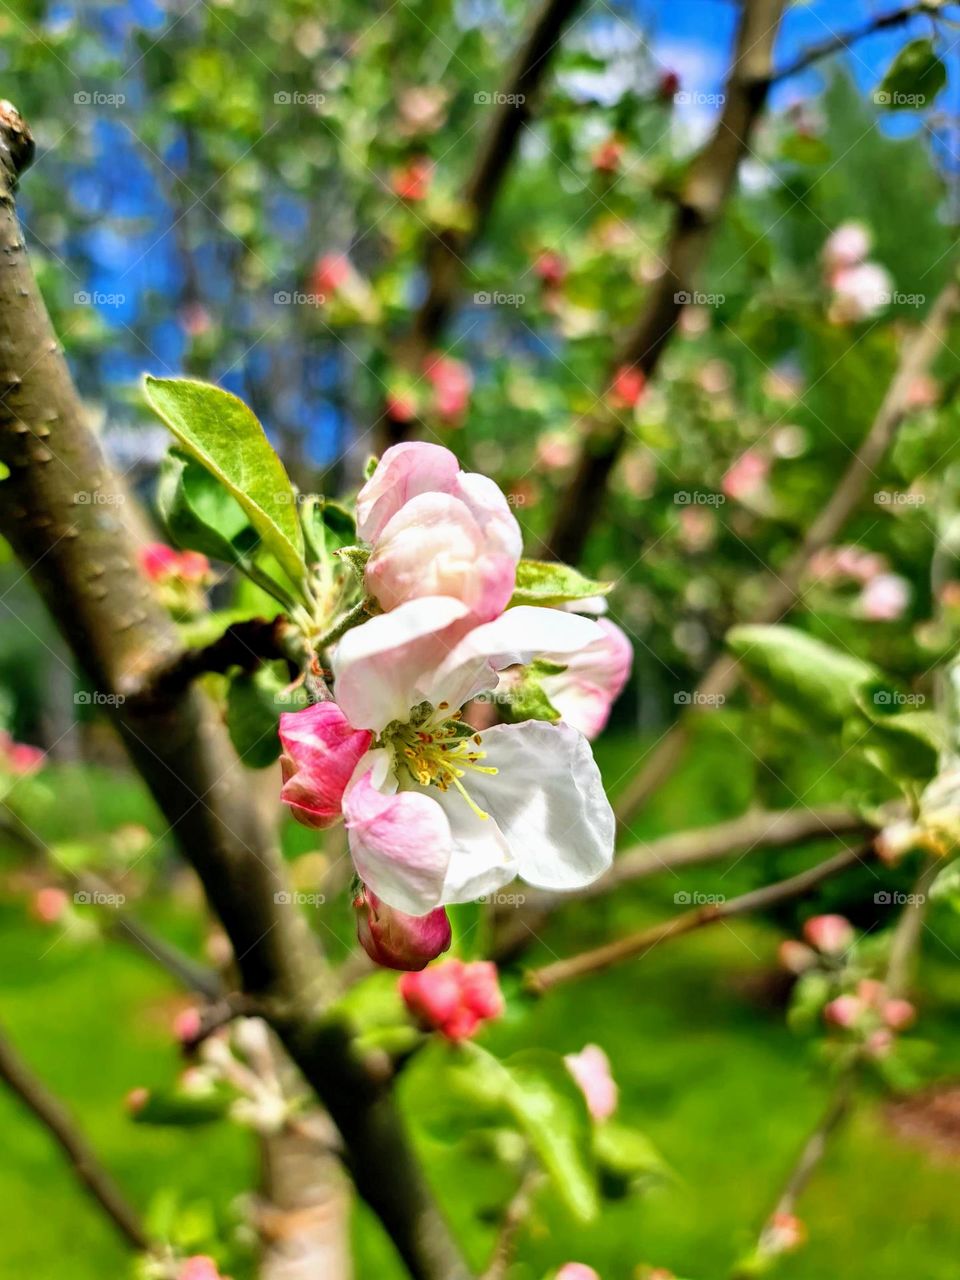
[3,0,960,1277]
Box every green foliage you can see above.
[508,559,612,608]
[143,377,306,589]
[156,448,260,566]
[878,38,947,111]
[225,663,305,769]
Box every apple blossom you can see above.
[763,1212,806,1255]
[358,442,522,623]
[608,364,646,409]
[424,353,473,424]
[592,136,623,172]
[802,913,854,954]
[399,958,503,1040]
[309,252,352,295]
[859,573,910,622]
[555,1265,600,1280]
[1,731,44,774]
[173,1006,204,1045]
[391,155,433,201]
[778,939,817,974]
[179,1257,228,1280]
[824,994,863,1028]
[828,261,893,324]
[722,450,769,502]
[534,250,568,288]
[31,886,68,925]
[883,997,916,1031]
[866,1027,894,1058]
[354,886,452,971]
[538,617,633,740]
[281,598,614,915]
[565,1044,618,1121]
[822,221,871,272]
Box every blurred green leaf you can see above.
[509,559,612,608]
[878,38,947,111]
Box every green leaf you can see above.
[727,625,880,729]
[497,658,562,725]
[878,38,947,112]
[143,376,306,588]
[131,1085,233,1127]
[594,1122,671,1199]
[226,662,306,768]
[157,448,259,566]
[848,708,945,785]
[508,559,612,609]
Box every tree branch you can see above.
[382,0,584,446]
[771,1,946,85]
[132,614,298,704]
[0,104,469,1280]
[614,276,960,828]
[493,806,869,959]
[526,843,870,993]
[0,1023,149,1252]
[547,0,786,563]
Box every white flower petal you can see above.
[332,596,472,731]
[465,720,614,890]
[427,606,604,710]
[428,785,518,905]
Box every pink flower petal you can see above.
[279,702,372,829]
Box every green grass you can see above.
[2,736,960,1279]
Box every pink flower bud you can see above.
[883,998,916,1031]
[391,156,433,201]
[866,1027,894,1058]
[399,958,503,1040]
[556,1265,601,1280]
[778,940,817,974]
[822,222,871,271]
[591,136,623,172]
[310,252,351,295]
[802,914,854,955]
[140,542,181,582]
[173,1006,204,1045]
[424,353,473,424]
[722,450,769,502]
[179,1257,226,1280]
[31,886,68,924]
[608,365,646,409]
[2,733,45,774]
[765,1212,806,1254]
[824,994,863,1028]
[658,70,681,101]
[859,573,910,622]
[125,1087,149,1114]
[534,250,568,288]
[565,1044,618,1121]
[279,702,372,829]
[354,886,452,971]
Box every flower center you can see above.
[381,701,498,819]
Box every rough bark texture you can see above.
[0,104,468,1280]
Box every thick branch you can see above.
[133,614,297,703]
[615,278,960,828]
[0,1024,149,1251]
[527,843,870,993]
[547,0,786,563]
[0,105,468,1280]
[382,0,583,445]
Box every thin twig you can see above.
[0,1025,150,1251]
[614,278,960,829]
[772,1,946,85]
[527,843,870,993]
[480,1166,543,1280]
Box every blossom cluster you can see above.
[822,221,893,324]
[278,443,631,968]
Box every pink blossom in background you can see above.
[179,302,213,337]
[764,1212,807,1254]
[866,1028,894,1058]
[677,506,716,553]
[803,914,854,954]
[534,250,568,288]
[883,997,916,1031]
[564,1044,618,1120]
[173,1006,204,1045]
[140,543,210,585]
[536,430,577,471]
[608,364,646,409]
[309,252,352,295]
[658,69,680,101]
[179,1258,228,1280]
[722,450,769,502]
[591,136,624,172]
[859,573,910,622]
[385,390,418,423]
[423,353,473,424]
[399,958,503,1040]
[32,887,68,924]
[829,261,893,324]
[556,1266,601,1280]
[391,155,433,201]
[1,731,44,774]
[777,940,817,974]
[822,221,871,272]
[354,886,451,971]
[824,994,863,1028]
[539,618,633,739]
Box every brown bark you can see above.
[0,104,468,1280]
